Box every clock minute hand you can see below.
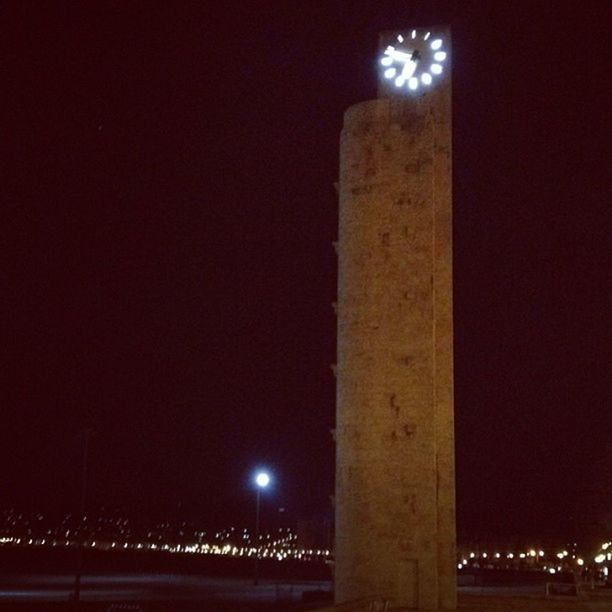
[400,58,417,81]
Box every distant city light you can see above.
[3,508,612,573]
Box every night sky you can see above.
[3,1,610,540]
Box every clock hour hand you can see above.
[383,45,420,84]
[384,46,413,63]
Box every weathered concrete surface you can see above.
[335,29,455,611]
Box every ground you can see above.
[1,574,612,611]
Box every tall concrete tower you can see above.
[335,27,455,610]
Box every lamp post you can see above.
[253,471,270,586]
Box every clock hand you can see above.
[384,46,415,63]
[398,59,417,83]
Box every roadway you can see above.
[0,573,331,608]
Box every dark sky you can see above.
[2,1,610,540]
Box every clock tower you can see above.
[335,27,456,609]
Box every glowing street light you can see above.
[255,472,270,488]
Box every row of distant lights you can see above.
[457,546,612,572]
[595,541,612,564]
[0,536,330,562]
[381,30,447,92]
[1,536,609,569]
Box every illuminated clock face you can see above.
[379,29,448,93]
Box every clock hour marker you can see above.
[411,30,416,39]
[431,39,443,50]
[421,73,432,85]
[424,31,431,40]
[384,68,397,79]
[434,51,447,61]
[408,77,418,90]
[381,56,393,66]
[397,34,404,42]
[431,63,443,74]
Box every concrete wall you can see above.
[335,60,455,610]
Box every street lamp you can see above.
[253,470,271,585]
[256,472,270,489]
